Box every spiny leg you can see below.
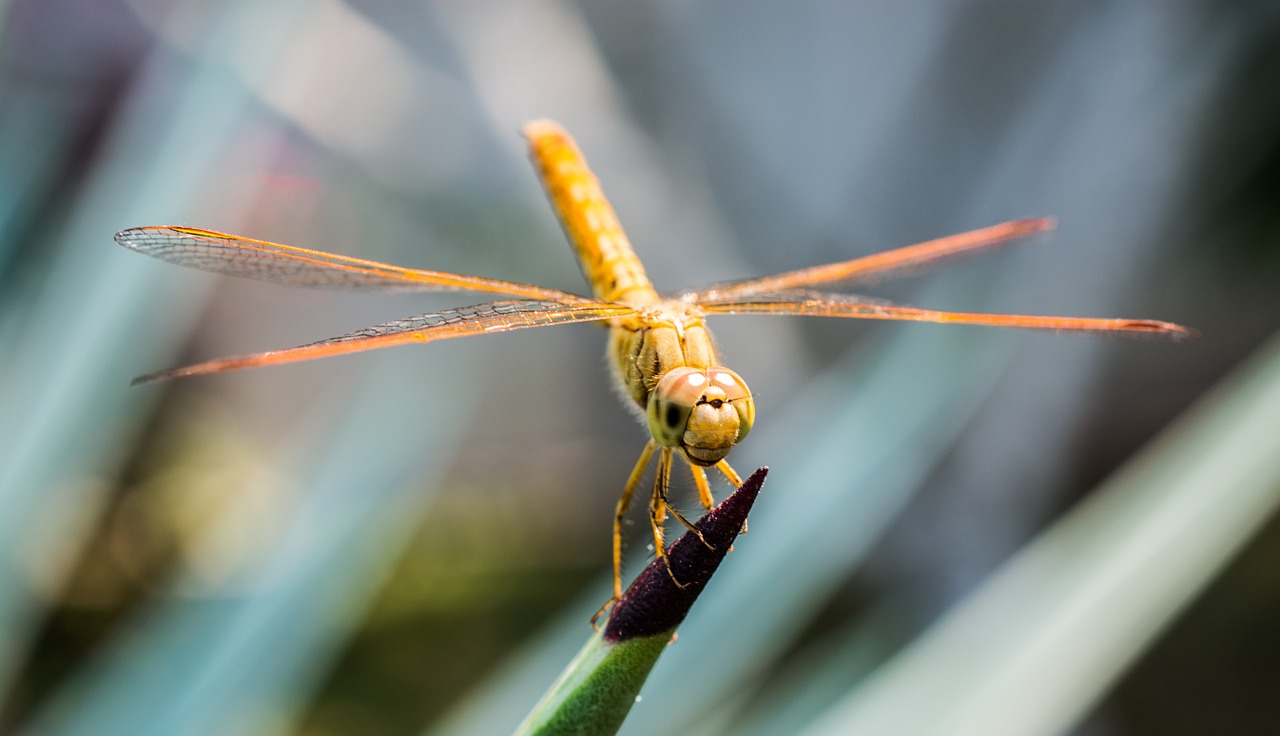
[665,502,704,537]
[592,439,656,629]
[716,459,748,535]
[716,459,743,487]
[649,448,688,589]
[668,462,714,551]
[691,464,715,512]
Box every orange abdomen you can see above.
[524,121,658,306]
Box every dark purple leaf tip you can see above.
[603,467,768,642]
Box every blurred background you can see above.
[1,2,1278,735]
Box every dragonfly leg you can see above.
[715,459,748,535]
[671,462,714,550]
[591,440,656,630]
[715,459,743,487]
[690,464,715,512]
[649,448,689,589]
[665,500,714,551]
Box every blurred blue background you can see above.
[1,2,1278,735]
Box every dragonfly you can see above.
[117,120,1193,624]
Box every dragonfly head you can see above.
[647,366,754,466]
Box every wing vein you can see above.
[115,226,585,300]
[683,218,1055,300]
[133,299,632,384]
[698,290,1195,340]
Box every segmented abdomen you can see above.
[524,121,658,306]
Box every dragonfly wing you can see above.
[116,226,583,300]
[133,299,633,384]
[698,290,1196,339]
[682,218,1054,300]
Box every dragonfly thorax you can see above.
[646,366,754,466]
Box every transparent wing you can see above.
[116,226,583,300]
[682,218,1054,301]
[697,291,1196,339]
[133,300,633,384]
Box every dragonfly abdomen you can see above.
[525,120,658,306]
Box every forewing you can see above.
[683,218,1054,300]
[698,290,1196,339]
[133,299,633,384]
[116,226,582,300]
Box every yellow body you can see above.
[524,121,659,308]
[525,120,753,444]
[526,121,752,618]
[525,122,744,423]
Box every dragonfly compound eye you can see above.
[706,367,754,443]
[647,367,701,447]
[647,366,755,466]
